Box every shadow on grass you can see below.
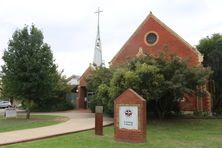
[0,114,68,133]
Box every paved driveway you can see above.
[0,110,113,146]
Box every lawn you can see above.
[4,119,222,148]
[0,114,68,133]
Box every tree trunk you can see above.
[156,108,165,119]
[26,108,30,119]
[155,100,165,119]
[26,99,31,119]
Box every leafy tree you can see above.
[111,56,210,118]
[1,25,59,119]
[197,33,222,113]
[87,54,210,118]
[86,67,113,113]
[31,74,73,112]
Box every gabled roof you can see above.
[79,64,95,86]
[114,88,146,103]
[110,12,203,66]
[148,13,202,62]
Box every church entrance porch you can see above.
[77,86,87,109]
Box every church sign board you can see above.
[114,89,146,143]
[119,105,138,130]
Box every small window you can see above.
[144,32,159,46]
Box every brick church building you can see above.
[76,12,212,113]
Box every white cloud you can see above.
[0,0,222,76]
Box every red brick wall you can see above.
[79,66,93,87]
[203,94,211,112]
[77,66,94,109]
[77,13,211,113]
[114,89,146,143]
[180,93,197,111]
[111,14,200,66]
[76,86,86,109]
[110,13,211,113]
[180,91,212,112]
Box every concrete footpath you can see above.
[0,110,113,146]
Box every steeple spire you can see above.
[93,7,103,67]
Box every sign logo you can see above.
[119,106,138,129]
[125,109,132,117]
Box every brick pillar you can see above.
[203,91,212,112]
[95,106,103,135]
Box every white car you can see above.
[0,101,11,108]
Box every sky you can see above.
[0,0,222,77]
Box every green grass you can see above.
[0,114,68,133]
[4,119,222,148]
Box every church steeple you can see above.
[93,7,103,67]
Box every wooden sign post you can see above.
[114,89,147,143]
[95,106,103,135]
